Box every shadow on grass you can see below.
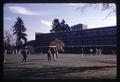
[4,65,116,79]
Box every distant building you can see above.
[33,26,116,54]
[71,24,87,31]
[25,40,36,54]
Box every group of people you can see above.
[3,47,28,63]
[95,48,102,55]
[47,46,59,62]
[81,48,102,57]
[4,45,60,63]
[21,46,60,63]
[17,47,103,63]
[90,48,102,56]
[13,47,31,63]
[4,46,104,63]
[13,48,31,55]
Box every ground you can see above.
[4,53,116,79]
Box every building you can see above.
[25,40,36,54]
[71,24,87,31]
[34,26,116,54]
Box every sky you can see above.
[4,3,116,41]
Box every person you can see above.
[4,60,6,63]
[47,48,52,61]
[99,49,102,55]
[50,47,56,61]
[95,48,99,55]
[4,49,7,64]
[81,48,84,57]
[55,47,58,59]
[26,48,31,55]
[21,48,27,63]
[112,50,115,54]
[90,48,93,56]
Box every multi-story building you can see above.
[34,26,116,54]
[71,24,87,31]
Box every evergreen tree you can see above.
[50,19,70,33]
[60,19,70,31]
[12,17,27,48]
[50,18,61,33]
[60,19,66,31]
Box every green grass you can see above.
[4,54,116,79]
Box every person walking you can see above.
[47,48,52,62]
[90,48,93,56]
[95,48,99,55]
[4,49,7,64]
[81,48,84,57]
[55,47,58,59]
[99,49,102,55]
[21,48,27,63]
[50,47,56,61]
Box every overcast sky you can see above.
[4,3,116,41]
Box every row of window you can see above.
[64,39,116,45]
[36,32,116,41]
[36,35,116,46]
[36,27,116,46]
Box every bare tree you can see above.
[50,39,64,52]
[77,3,116,18]
[4,31,13,54]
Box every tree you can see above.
[60,19,70,31]
[50,19,70,33]
[12,17,27,49]
[60,19,66,31]
[50,39,64,52]
[3,31,13,53]
[77,3,116,18]
[50,18,61,33]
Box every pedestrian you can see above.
[90,48,93,56]
[112,50,115,54]
[81,48,84,57]
[50,47,56,61]
[21,48,27,63]
[3,59,6,64]
[26,48,30,55]
[95,48,99,55]
[99,49,102,55]
[4,49,7,64]
[47,48,51,61]
[55,47,58,59]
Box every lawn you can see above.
[4,54,116,79]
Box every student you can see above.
[81,48,84,57]
[4,49,7,64]
[47,48,51,61]
[90,48,93,56]
[95,48,99,55]
[21,48,27,63]
[50,47,56,61]
[99,49,102,55]
[55,47,58,59]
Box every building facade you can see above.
[71,24,87,31]
[35,26,116,54]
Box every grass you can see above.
[4,54,116,79]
